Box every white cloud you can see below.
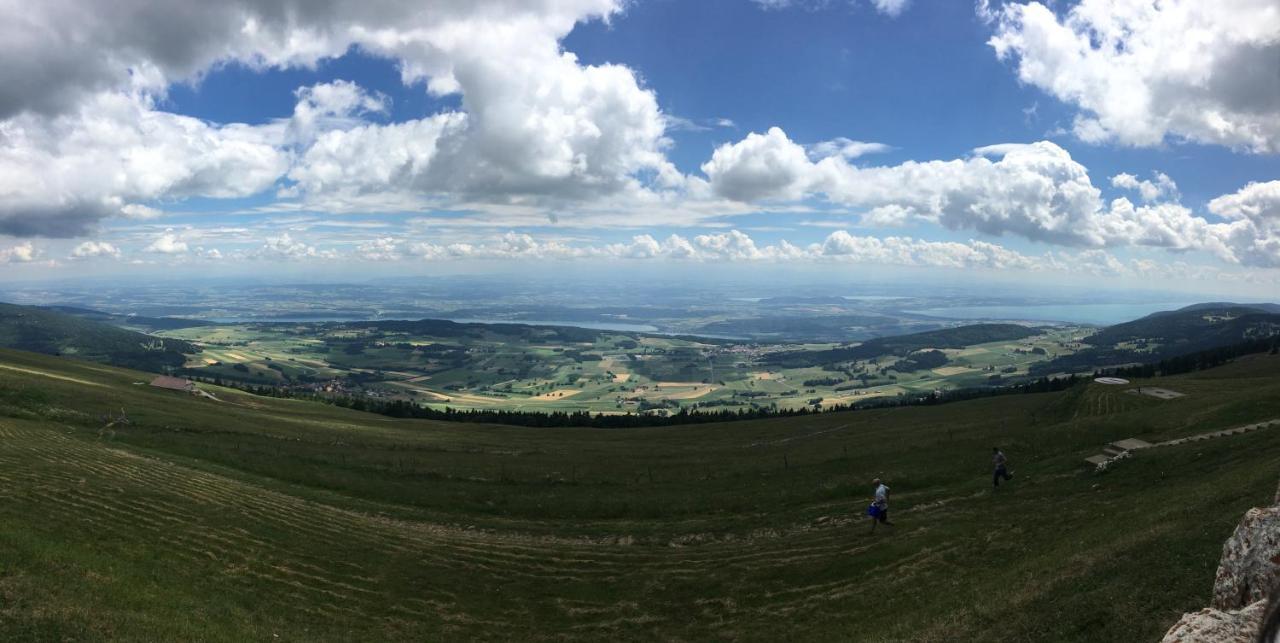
[144,229,188,254]
[870,0,910,17]
[0,91,288,236]
[0,1,678,236]
[706,131,1110,246]
[355,237,402,262]
[988,0,1280,152]
[0,241,40,263]
[119,204,165,220]
[751,0,909,16]
[809,137,892,160]
[1208,180,1280,268]
[253,233,335,261]
[1110,171,1178,203]
[701,127,816,202]
[704,127,1280,266]
[70,240,121,259]
[287,80,388,143]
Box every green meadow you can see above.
[1,347,1278,640]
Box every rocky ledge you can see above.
[1161,482,1280,642]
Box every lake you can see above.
[904,302,1199,326]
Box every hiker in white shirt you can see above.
[868,478,893,532]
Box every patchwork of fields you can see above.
[1,348,1279,639]
[159,322,1092,414]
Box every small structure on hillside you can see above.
[1093,376,1130,385]
[149,375,196,393]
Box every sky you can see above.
[0,0,1278,297]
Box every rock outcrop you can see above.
[1213,505,1280,611]
[1161,601,1265,643]
[1162,480,1280,642]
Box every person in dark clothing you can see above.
[992,447,1014,488]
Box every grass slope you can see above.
[766,323,1041,367]
[0,302,197,372]
[0,348,1278,641]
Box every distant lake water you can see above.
[446,318,660,332]
[905,302,1199,326]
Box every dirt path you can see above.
[0,363,106,387]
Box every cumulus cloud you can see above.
[253,233,335,261]
[1111,172,1178,203]
[0,1,686,235]
[0,241,40,263]
[0,1,622,119]
[701,127,816,202]
[705,131,1109,245]
[988,0,1280,152]
[144,229,189,254]
[703,126,1280,266]
[1208,180,1280,268]
[0,91,288,236]
[70,240,121,259]
[355,237,402,262]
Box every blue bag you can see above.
[866,504,880,518]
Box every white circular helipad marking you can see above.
[1093,377,1130,385]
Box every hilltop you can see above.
[1036,304,1280,374]
[1,346,1278,640]
[764,323,1042,368]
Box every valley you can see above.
[157,320,1092,414]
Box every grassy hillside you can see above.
[1037,305,1280,373]
[1,347,1278,640]
[765,323,1041,367]
[44,305,213,333]
[0,302,198,372]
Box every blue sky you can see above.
[0,0,1277,296]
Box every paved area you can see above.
[1084,420,1279,466]
[1112,438,1154,451]
[1126,387,1185,400]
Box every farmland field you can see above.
[157,321,1092,414]
[2,347,1279,640]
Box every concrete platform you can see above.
[1085,454,1111,466]
[1111,438,1154,451]
[1126,387,1185,400]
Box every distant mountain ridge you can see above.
[765,323,1042,367]
[1155,302,1280,316]
[1033,302,1280,374]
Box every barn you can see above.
[149,375,196,393]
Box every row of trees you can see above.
[1101,334,1280,379]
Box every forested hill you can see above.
[1033,304,1280,374]
[1085,305,1280,347]
[0,302,197,372]
[765,323,1041,367]
[46,306,213,332]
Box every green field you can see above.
[1,347,1279,640]
[159,322,1091,414]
